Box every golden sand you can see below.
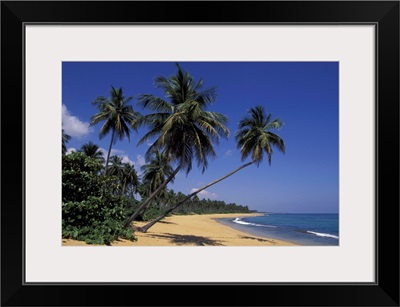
[62,213,296,246]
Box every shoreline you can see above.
[62,213,297,246]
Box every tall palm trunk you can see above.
[105,130,115,173]
[124,164,182,228]
[138,161,254,233]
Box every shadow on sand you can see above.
[149,233,223,246]
[239,235,276,244]
[157,220,177,225]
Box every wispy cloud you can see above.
[224,149,233,157]
[62,104,92,138]
[134,154,146,174]
[133,154,144,167]
[111,148,125,155]
[190,188,218,200]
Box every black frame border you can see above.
[1,1,399,306]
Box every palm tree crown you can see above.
[107,155,124,178]
[121,162,139,196]
[79,141,105,163]
[235,105,286,166]
[90,86,140,170]
[137,64,230,174]
[141,150,174,195]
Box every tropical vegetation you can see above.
[62,152,136,245]
[61,64,285,244]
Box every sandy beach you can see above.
[62,213,296,246]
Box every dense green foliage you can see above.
[62,152,136,245]
[62,196,136,245]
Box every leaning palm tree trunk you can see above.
[124,165,182,228]
[138,161,254,233]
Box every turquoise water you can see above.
[217,213,339,246]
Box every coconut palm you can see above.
[141,150,174,196]
[138,150,174,215]
[121,163,139,196]
[138,105,285,232]
[124,64,229,227]
[104,155,125,195]
[79,141,105,163]
[107,155,124,179]
[90,86,140,172]
[62,129,71,155]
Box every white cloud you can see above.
[224,149,233,157]
[121,155,135,165]
[135,154,146,167]
[133,154,146,175]
[62,104,92,138]
[66,147,77,155]
[190,188,218,200]
[111,148,125,155]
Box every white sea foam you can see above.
[232,218,276,228]
[307,231,339,239]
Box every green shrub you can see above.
[62,152,136,245]
[62,196,136,245]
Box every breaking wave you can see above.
[232,218,277,228]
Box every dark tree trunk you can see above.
[105,129,115,173]
[124,164,182,228]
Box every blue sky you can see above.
[62,62,338,213]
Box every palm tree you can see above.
[121,163,139,196]
[107,155,124,179]
[124,64,229,227]
[90,86,140,172]
[105,155,125,195]
[141,150,174,196]
[62,129,71,155]
[138,150,174,215]
[138,105,285,232]
[79,141,105,163]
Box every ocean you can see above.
[217,213,339,246]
